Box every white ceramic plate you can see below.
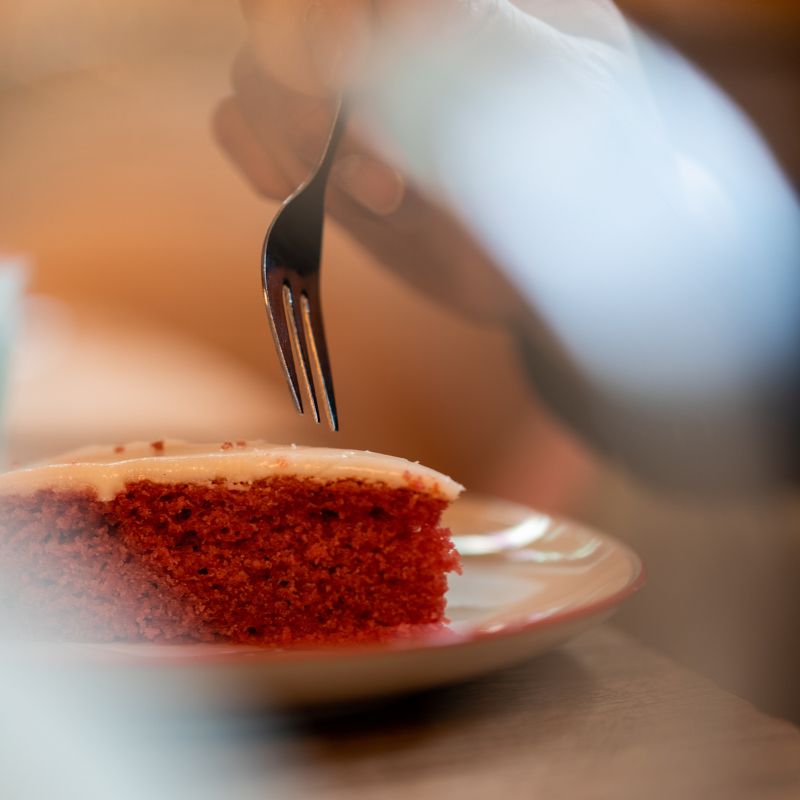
[13,495,644,708]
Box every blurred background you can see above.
[0,0,798,722]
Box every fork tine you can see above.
[283,282,321,424]
[300,286,339,432]
[263,268,304,414]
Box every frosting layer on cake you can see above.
[0,441,464,502]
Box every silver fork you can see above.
[261,103,345,431]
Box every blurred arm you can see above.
[218,0,800,491]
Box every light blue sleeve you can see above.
[359,6,800,487]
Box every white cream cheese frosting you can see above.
[0,440,464,503]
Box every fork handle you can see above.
[308,100,347,190]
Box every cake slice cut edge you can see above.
[0,441,463,647]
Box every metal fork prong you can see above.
[300,290,339,432]
[283,282,321,424]
[264,271,304,414]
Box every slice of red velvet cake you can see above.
[0,441,463,646]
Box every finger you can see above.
[332,154,406,217]
[325,171,526,325]
[212,97,295,200]
[214,90,404,223]
[230,46,406,202]
[240,0,373,95]
[227,49,409,218]
[230,48,327,188]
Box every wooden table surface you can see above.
[181,625,800,800]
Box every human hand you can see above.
[213,1,634,327]
[215,1,800,491]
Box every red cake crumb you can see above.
[0,477,460,646]
[113,445,125,454]
[220,441,234,450]
[150,440,165,453]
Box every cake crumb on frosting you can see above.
[150,440,165,453]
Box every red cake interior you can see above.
[0,477,460,645]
